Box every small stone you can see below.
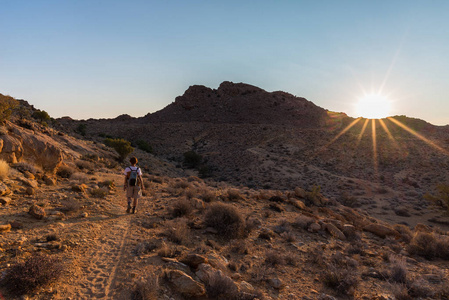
[26,187,35,195]
[0,223,11,233]
[28,204,46,219]
[268,277,284,289]
[0,197,11,205]
[308,222,321,233]
[81,212,88,218]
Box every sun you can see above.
[355,94,392,119]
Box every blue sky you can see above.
[1,1,448,125]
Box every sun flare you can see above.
[356,94,391,119]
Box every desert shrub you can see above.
[227,189,242,202]
[339,192,360,208]
[183,150,202,168]
[391,284,412,300]
[280,231,296,242]
[1,253,63,296]
[407,232,449,260]
[104,138,134,162]
[163,219,190,245]
[394,224,413,243]
[0,93,18,122]
[184,188,197,200]
[56,165,76,178]
[171,179,190,189]
[99,180,115,190]
[198,164,211,178]
[304,185,322,206]
[264,250,285,266]
[157,242,176,258]
[0,159,9,180]
[389,256,408,283]
[90,187,109,198]
[59,199,81,214]
[205,271,239,299]
[75,160,94,171]
[228,240,250,255]
[135,140,153,154]
[171,198,193,218]
[71,172,89,183]
[204,202,245,239]
[321,264,359,296]
[424,183,449,210]
[200,188,216,202]
[134,241,160,256]
[0,125,8,135]
[408,277,432,298]
[131,271,159,300]
[75,123,87,136]
[32,110,51,123]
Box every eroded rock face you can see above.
[0,135,23,163]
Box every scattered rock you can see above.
[323,223,346,240]
[0,223,11,233]
[180,253,207,269]
[195,263,216,283]
[268,277,284,289]
[363,223,400,239]
[26,187,35,195]
[168,270,206,297]
[43,175,56,186]
[72,184,87,193]
[81,212,88,218]
[414,223,432,233]
[28,204,46,219]
[308,222,321,233]
[0,182,11,196]
[0,196,11,205]
[239,281,255,293]
[394,206,411,217]
[342,224,358,239]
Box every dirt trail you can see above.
[56,174,146,300]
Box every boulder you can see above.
[180,253,207,269]
[28,204,46,220]
[342,224,358,239]
[363,223,400,238]
[195,263,216,283]
[0,135,23,163]
[168,270,205,297]
[323,223,346,240]
[207,253,228,271]
[268,277,284,289]
[43,175,56,186]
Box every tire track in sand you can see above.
[74,214,131,299]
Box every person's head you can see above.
[129,157,138,165]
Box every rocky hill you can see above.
[1,90,449,299]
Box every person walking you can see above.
[124,156,144,214]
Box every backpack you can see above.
[128,167,140,186]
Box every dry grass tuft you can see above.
[204,202,245,239]
[407,231,449,260]
[56,165,76,178]
[163,219,190,245]
[171,198,193,218]
[321,263,359,296]
[1,253,64,296]
[157,242,177,258]
[131,271,159,300]
[227,188,242,201]
[389,256,408,283]
[205,271,239,299]
[0,159,9,180]
[71,172,90,183]
[90,187,109,198]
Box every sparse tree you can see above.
[104,138,134,162]
[0,94,18,122]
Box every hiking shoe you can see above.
[126,205,131,214]
[132,207,136,214]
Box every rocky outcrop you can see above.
[28,204,46,220]
[167,270,206,297]
[363,223,400,238]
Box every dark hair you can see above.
[129,157,138,164]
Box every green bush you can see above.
[32,110,51,122]
[136,140,153,153]
[104,138,134,162]
[0,94,18,122]
[183,151,202,168]
[75,123,87,136]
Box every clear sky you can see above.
[1,1,448,125]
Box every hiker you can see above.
[124,156,144,214]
